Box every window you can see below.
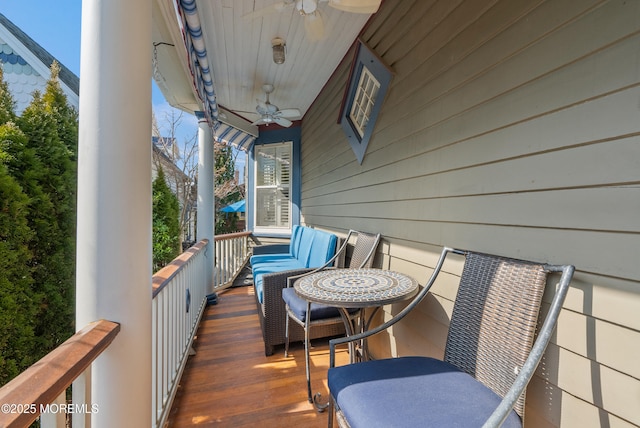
[339,40,393,164]
[254,141,292,231]
[349,67,380,138]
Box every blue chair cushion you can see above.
[250,253,296,265]
[250,225,303,266]
[305,229,337,268]
[282,287,359,322]
[251,259,304,276]
[253,260,305,304]
[250,226,338,304]
[292,226,316,263]
[328,356,522,428]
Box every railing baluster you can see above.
[72,368,91,428]
[40,392,66,427]
[152,296,158,423]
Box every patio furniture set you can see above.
[249,226,575,428]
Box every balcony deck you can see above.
[166,273,349,427]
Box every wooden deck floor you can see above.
[166,283,349,427]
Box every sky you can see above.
[0,1,246,180]
[0,1,218,161]
[1,1,164,104]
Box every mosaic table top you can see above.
[293,268,419,307]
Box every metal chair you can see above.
[327,247,575,428]
[282,230,381,403]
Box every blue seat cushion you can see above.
[282,287,359,322]
[251,259,304,276]
[250,226,338,304]
[250,253,295,266]
[328,356,522,428]
[253,260,305,304]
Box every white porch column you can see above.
[196,114,215,292]
[76,0,152,427]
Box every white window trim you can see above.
[253,141,293,235]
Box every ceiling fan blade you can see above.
[304,10,325,41]
[243,0,293,20]
[327,0,380,13]
[273,117,293,127]
[278,108,301,118]
[251,117,267,126]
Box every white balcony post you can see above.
[196,113,215,292]
[76,0,152,427]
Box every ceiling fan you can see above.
[252,84,301,127]
[246,0,381,41]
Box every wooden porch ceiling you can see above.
[167,284,349,427]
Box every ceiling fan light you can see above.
[297,0,318,15]
[272,37,286,64]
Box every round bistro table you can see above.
[293,268,419,410]
[294,267,419,308]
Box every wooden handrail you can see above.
[0,320,120,428]
[213,230,251,242]
[152,239,209,297]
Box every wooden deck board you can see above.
[167,285,349,427]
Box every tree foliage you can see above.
[0,63,77,385]
[0,131,36,385]
[42,62,78,157]
[153,166,181,272]
[15,74,76,353]
[0,68,16,125]
[214,142,242,234]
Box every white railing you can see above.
[213,231,252,290]
[152,239,210,428]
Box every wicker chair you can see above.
[256,267,347,356]
[327,247,575,428]
[252,227,340,356]
[282,230,381,403]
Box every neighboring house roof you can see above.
[152,136,179,159]
[152,138,189,183]
[0,13,79,113]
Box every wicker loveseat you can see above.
[251,225,344,356]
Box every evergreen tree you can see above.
[0,61,77,385]
[41,62,78,342]
[0,127,36,386]
[42,62,78,158]
[0,68,16,125]
[14,86,76,353]
[153,167,181,271]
